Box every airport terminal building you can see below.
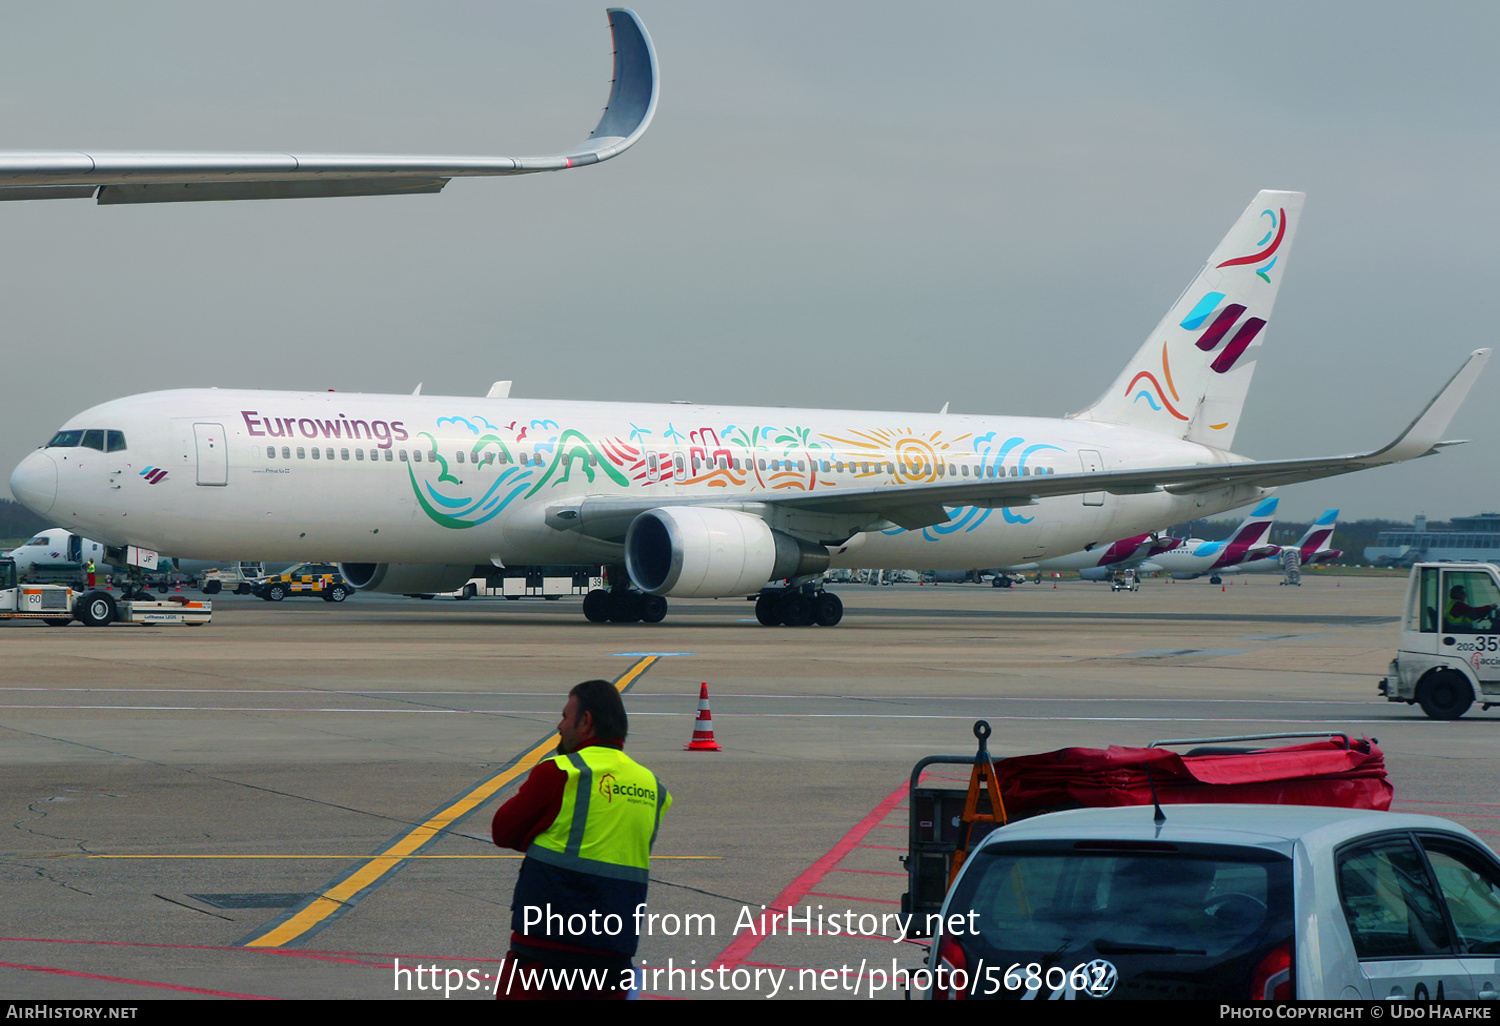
[1364,513,1500,566]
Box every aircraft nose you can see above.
[9,451,57,516]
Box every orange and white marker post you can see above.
[685,682,721,751]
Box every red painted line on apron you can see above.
[0,960,270,999]
[827,867,905,877]
[710,779,908,971]
[805,891,901,906]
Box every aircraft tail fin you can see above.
[1229,497,1279,549]
[1072,190,1305,450]
[1297,508,1340,561]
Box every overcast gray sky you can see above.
[2,1,1496,523]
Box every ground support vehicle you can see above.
[455,566,603,602]
[1380,561,1500,719]
[200,562,263,596]
[1110,568,1140,592]
[252,563,351,603]
[1,558,211,626]
[902,728,1391,938]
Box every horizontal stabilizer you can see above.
[0,8,657,204]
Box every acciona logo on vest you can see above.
[597,772,655,804]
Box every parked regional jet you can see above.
[4,528,106,577]
[1138,498,1280,583]
[8,191,1490,626]
[0,9,656,203]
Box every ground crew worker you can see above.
[85,559,96,588]
[1446,585,1497,633]
[491,679,670,999]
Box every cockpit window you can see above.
[106,430,127,452]
[47,430,83,448]
[81,430,105,451]
[25,537,49,546]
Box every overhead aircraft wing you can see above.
[554,348,1488,537]
[0,8,656,204]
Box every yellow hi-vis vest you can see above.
[527,746,670,881]
[513,746,671,955]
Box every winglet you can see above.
[575,9,659,160]
[1359,348,1490,464]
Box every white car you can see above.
[928,804,1500,1000]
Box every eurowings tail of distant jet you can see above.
[1213,508,1344,576]
[7,185,1490,626]
[0,9,657,204]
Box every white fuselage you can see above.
[10,389,1264,573]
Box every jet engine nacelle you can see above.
[623,507,830,598]
[340,562,478,595]
[1079,566,1112,582]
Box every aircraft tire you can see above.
[1417,670,1473,721]
[608,592,641,624]
[77,592,117,627]
[781,594,815,628]
[639,595,668,624]
[755,593,783,627]
[582,589,611,623]
[814,593,843,627]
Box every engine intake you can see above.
[340,562,478,595]
[624,507,829,598]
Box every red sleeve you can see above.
[491,760,566,852]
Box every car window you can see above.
[1337,836,1452,959]
[1420,838,1500,955]
[944,842,1293,999]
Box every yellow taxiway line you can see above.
[238,655,660,948]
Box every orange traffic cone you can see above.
[685,682,721,751]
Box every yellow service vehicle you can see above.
[252,562,352,603]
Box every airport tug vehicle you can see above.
[1381,561,1500,719]
[0,557,211,627]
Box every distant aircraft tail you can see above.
[1222,497,1278,560]
[1071,190,1305,450]
[1296,504,1344,561]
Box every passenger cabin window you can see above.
[283,447,291,459]
[341,448,350,461]
[412,450,421,462]
[311,447,321,460]
[266,446,276,458]
[456,451,465,464]
[296,447,306,459]
[356,448,364,461]
[326,448,335,461]
[106,431,127,452]
[385,449,394,462]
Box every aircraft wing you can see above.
[770,348,1489,529]
[552,348,1488,537]
[0,8,656,204]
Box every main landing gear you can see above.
[582,586,668,624]
[755,585,842,627]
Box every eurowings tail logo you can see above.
[139,467,168,484]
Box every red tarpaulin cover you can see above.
[994,738,1392,820]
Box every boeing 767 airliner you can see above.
[8,190,1490,626]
